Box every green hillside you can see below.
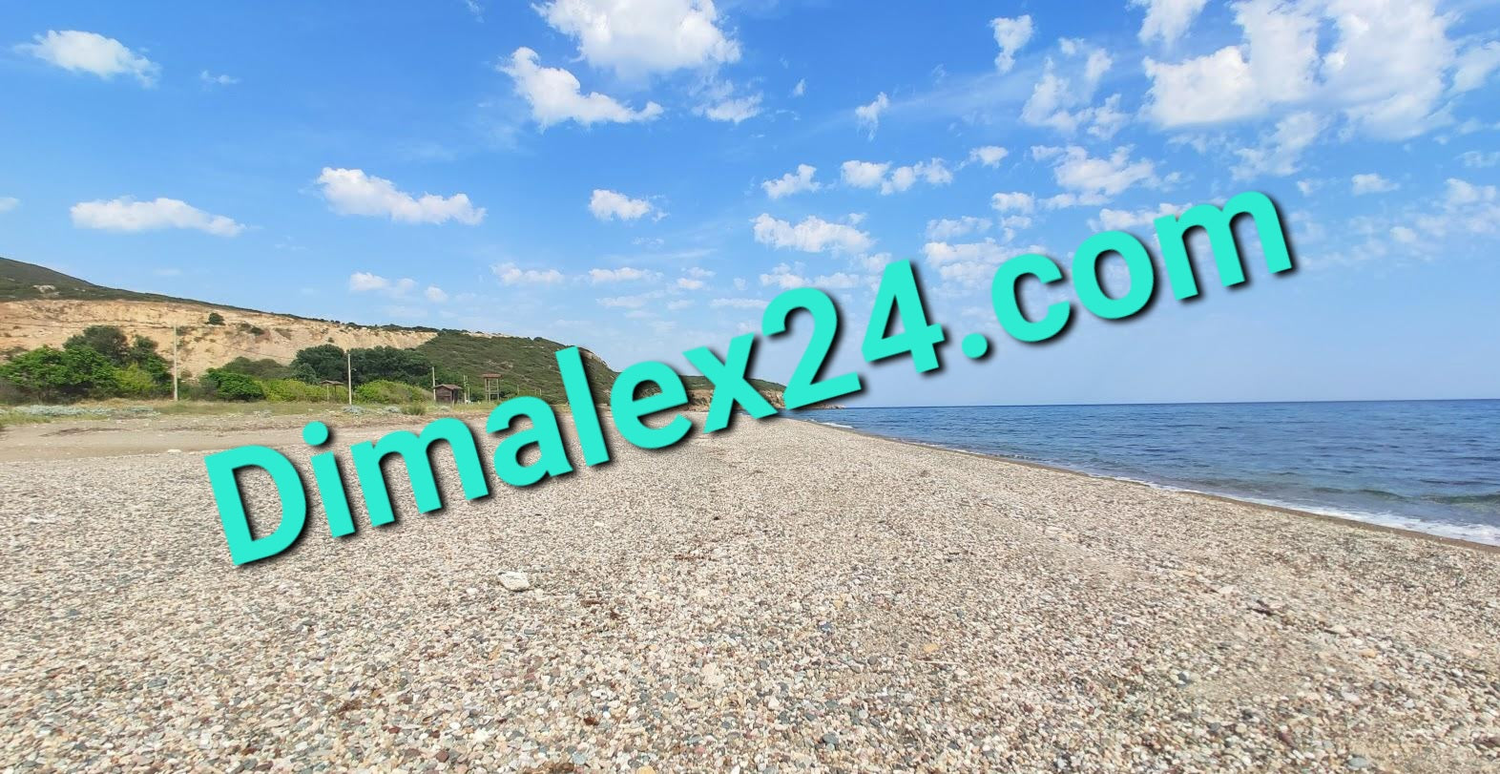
[414,331,618,404]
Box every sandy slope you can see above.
[1,414,1497,772]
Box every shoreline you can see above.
[791,415,1500,555]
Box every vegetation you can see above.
[414,331,616,404]
[206,312,225,325]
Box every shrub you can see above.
[400,403,428,416]
[114,364,162,398]
[221,356,293,380]
[64,325,129,364]
[261,378,345,402]
[354,379,427,404]
[0,346,118,402]
[203,369,265,401]
[207,312,226,325]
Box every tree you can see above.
[349,346,430,386]
[290,344,346,383]
[206,312,225,325]
[220,356,292,380]
[64,325,129,365]
[127,335,171,386]
[0,346,119,402]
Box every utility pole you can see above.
[431,366,437,402]
[172,326,179,402]
[346,351,353,405]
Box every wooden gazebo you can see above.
[481,373,503,402]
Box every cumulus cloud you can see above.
[752,214,873,254]
[1041,146,1158,206]
[0,197,18,213]
[589,266,660,283]
[991,192,1036,214]
[1351,173,1398,194]
[710,297,769,310]
[1092,203,1188,232]
[1130,0,1209,45]
[317,168,484,225]
[855,92,890,138]
[1452,41,1500,94]
[1231,110,1326,178]
[425,286,449,303]
[16,30,159,86]
[1144,0,1468,140]
[500,47,663,128]
[493,262,566,285]
[926,216,992,241]
[70,197,244,236]
[1021,38,1122,137]
[841,159,952,195]
[923,239,1016,288]
[1459,150,1500,169]
[589,189,656,221]
[969,146,1009,168]
[990,15,1034,73]
[762,164,822,199]
[535,0,740,78]
[791,78,806,97]
[696,93,762,123]
[348,273,418,296]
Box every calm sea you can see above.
[796,400,1500,546]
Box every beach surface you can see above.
[1,412,1497,772]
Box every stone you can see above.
[499,572,530,592]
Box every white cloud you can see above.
[1351,173,1398,195]
[16,30,159,86]
[1143,0,1319,127]
[1043,145,1157,206]
[697,93,762,123]
[752,214,873,254]
[841,160,890,189]
[1021,39,1121,137]
[759,262,807,289]
[499,47,663,128]
[990,15,1034,73]
[841,158,952,195]
[317,168,485,225]
[969,146,1009,168]
[855,92,890,138]
[1231,110,1325,178]
[1143,0,1465,140]
[710,297,768,310]
[199,70,239,87]
[676,277,705,290]
[791,78,806,97]
[425,286,449,303]
[1130,0,1209,45]
[1460,150,1500,169]
[70,197,245,236]
[762,164,822,199]
[923,239,1018,288]
[589,266,660,283]
[991,192,1036,214]
[1390,225,1418,244]
[0,197,17,213]
[493,262,566,285]
[348,273,418,297]
[1093,203,1187,231]
[589,189,656,221]
[535,0,740,78]
[926,216,992,240]
[1452,42,1500,93]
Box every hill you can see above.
[0,257,786,406]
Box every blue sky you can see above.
[2,0,1498,405]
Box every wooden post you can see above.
[172,326,179,401]
[346,351,352,405]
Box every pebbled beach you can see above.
[1,412,1498,772]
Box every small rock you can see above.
[1347,756,1371,770]
[499,572,530,592]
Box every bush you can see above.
[354,379,428,404]
[203,369,265,401]
[207,312,225,325]
[0,346,118,402]
[400,403,427,416]
[64,325,129,364]
[261,378,346,402]
[220,356,293,380]
[114,364,163,398]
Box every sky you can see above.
[1,0,1498,406]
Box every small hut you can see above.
[434,384,464,404]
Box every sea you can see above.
[796,400,1500,546]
